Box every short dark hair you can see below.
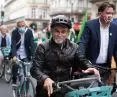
[30,22,37,30]
[98,2,116,13]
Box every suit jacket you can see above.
[78,18,117,67]
[11,27,34,60]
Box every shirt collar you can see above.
[99,19,110,29]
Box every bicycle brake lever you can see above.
[53,82,63,93]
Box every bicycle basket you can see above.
[64,86,112,97]
[2,47,11,56]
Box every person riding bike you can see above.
[30,15,100,97]
[11,20,35,85]
[0,25,11,68]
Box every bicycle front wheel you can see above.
[12,86,18,97]
[4,60,12,83]
[0,62,4,78]
[20,78,35,97]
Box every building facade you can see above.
[3,0,92,30]
[3,0,50,30]
[49,0,92,23]
[3,0,117,30]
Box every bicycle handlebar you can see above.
[15,58,32,66]
[72,72,94,78]
[53,76,102,92]
[93,65,117,71]
[58,77,98,85]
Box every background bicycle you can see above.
[92,65,117,94]
[12,59,35,97]
[0,47,12,83]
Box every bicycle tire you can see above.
[4,60,12,83]
[12,84,21,97]
[20,78,35,97]
[12,87,18,97]
[0,62,5,78]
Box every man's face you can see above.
[17,21,26,33]
[18,21,26,28]
[99,7,114,24]
[52,25,69,44]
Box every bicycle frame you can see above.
[54,77,99,90]
[22,61,31,97]
[53,77,112,97]
[15,60,32,97]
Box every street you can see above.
[0,77,37,97]
[113,92,117,97]
[0,79,13,97]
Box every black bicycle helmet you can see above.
[51,15,71,29]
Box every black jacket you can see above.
[11,28,34,60]
[30,39,93,83]
[30,38,93,97]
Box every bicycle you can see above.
[0,47,12,83]
[53,74,112,97]
[12,59,35,97]
[92,65,117,94]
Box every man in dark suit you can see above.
[11,20,34,84]
[78,2,117,84]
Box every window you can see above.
[42,8,47,19]
[32,7,36,18]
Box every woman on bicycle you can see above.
[0,25,11,68]
[30,15,100,97]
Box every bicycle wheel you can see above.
[0,62,4,78]
[4,60,12,83]
[12,84,22,97]
[12,85,18,97]
[12,75,23,97]
[20,78,35,97]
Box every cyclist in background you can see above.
[29,22,39,44]
[11,20,34,85]
[0,25,11,68]
[30,15,100,97]
[29,22,43,51]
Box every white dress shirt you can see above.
[17,28,27,59]
[96,21,109,64]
